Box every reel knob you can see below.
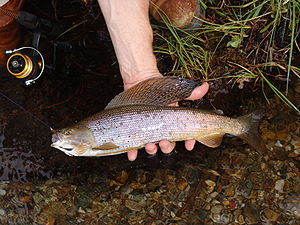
[6,53,34,78]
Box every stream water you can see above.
[0,1,299,224]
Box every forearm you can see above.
[98,0,161,88]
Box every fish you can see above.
[51,76,265,157]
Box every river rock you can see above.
[242,204,260,224]
[125,199,146,211]
[275,179,285,192]
[211,204,223,214]
[262,208,280,222]
[0,189,6,196]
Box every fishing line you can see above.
[0,91,53,130]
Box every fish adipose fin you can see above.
[197,133,224,148]
[238,110,267,152]
[93,142,119,150]
[105,76,199,109]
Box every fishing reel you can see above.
[5,46,44,85]
[2,9,67,85]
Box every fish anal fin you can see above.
[93,142,119,150]
[197,133,224,148]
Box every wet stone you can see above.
[0,209,5,216]
[75,192,92,209]
[176,178,189,191]
[236,214,245,224]
[261,208,280,222]
[275,179,285,192]
[205,179,216,193]
[115,170,129,184]
[0,189,6,196]
[194,209,208,221]
[224,185,235,197]
[125,199,145,211]
[279,196,300,218]
[146,178,163,191]
[211,204,223,214]
[211,211,232,224]
[242,204,260,224]
[119,186,133,194]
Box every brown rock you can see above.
[45,218,56,225]
[125,200,146,211]
[18,195,31,203]
[276,131,288,141]
[176,178,189,191]
[242,204,260,224]
[115,170,128,183]
[205,179,216,194]
[262,208,280,222]
[224,186,235,197]
[129,182,144,189]
[262,130,276,140]
[237,214,245,224]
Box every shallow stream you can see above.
[0,1,299,224]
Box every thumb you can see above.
[185,82,209,101]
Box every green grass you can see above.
[152,0,300,113]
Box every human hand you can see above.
[123,74,209,161]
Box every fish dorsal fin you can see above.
[105,76,199,109]
[93,142,119,150]
[197,133,224,148]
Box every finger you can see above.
[159,140,176,154]
[145,143,158,155]
[185,139,196,151]
[168,102,179,106]
[127,149,138,161]
[186,82,209,100]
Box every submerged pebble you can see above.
[0,209,5,216]
[275,179,285,192]
[0,189,6,196]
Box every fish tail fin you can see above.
[238,110,267,152]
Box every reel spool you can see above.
[5,46,45,85]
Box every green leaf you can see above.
[226,35,243,48]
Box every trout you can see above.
[51,77,265,157]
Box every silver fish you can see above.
[51,77,265,157]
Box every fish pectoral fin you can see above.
[197,133,224,148]
[93,142,120,150]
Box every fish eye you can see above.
[63,129,73,135]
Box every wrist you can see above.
[120,66,163,90]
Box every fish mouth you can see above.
[61,147,73,151]
[51,143,74,151]
[51,134,74,152]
